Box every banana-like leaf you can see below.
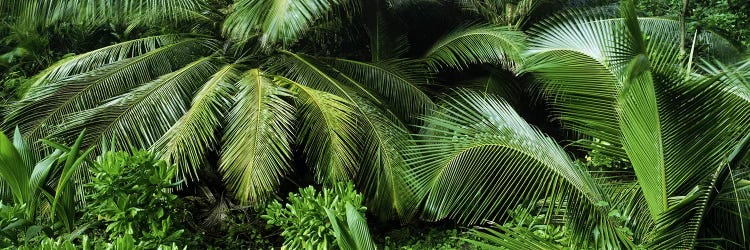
[326,203,377,250]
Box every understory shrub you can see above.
[83,149,190,248]
[263,182,369,249]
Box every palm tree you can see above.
[409,1,750,248]
[2,0,525,221]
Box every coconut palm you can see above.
[409,0,750,248]
[2,0,526,221]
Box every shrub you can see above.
[83,149,186,247]
[263,182,367,249]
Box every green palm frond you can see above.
[704,168,750,248]
[659,61,750,201]
[350,97,417,220]
[328,58,435,125]
[424,24,526,71]
[278,52,421,219]
[56,57,219,150]
[220,69,296,205]
[2,0,206,30]
[153,64,240,182]
[4,37,213,143]
[25,35,185,90]
[281,77,360,184]
[463,223,565,249]
[223,0,351,48]
[407,89,624,246]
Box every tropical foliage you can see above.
[1,0,748,248]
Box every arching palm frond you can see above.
[223,0,352,48]
[153,64,241,181]
[2,0,206,31]
[55,57,219,150]
[328,58,435,125]
[408,89,626,247]
[281,77,360,183]
[526,2,750,247]
[4,37,213,143]
[219,69,296,205]
[25,35,185,90]
[349,97,417,220]
[424,24,526,71]
[278,53,421,220]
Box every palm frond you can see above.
[279,77,360,184]
[223,0,351,48]
[328,58,435,125]
[424,24,526,71]
[153,64,240,182]
[3,0,206,30]
[463,223,565,249]
[55,57,219,151]
[219,69,296,205]
[26,35,185,90]
[407,89,624,246]
[350,96,418,221]
[4,38,213,144]
[277,53,421,219]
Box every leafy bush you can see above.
[83,149,187,247]
[263,182,368,249]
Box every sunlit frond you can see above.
[153,64,240,182]
[4,38,213,144]
[56,57,219,150]
[280,77,360,183]
[220,69,296,205]
[223,0,351,48]
[328,58,435,125]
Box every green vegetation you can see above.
[1,0,749,249]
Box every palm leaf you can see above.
[219,69,296,205]
[424,24,526,71]
[55,57,219,150]
[153,64,240,182]
[278,53,421,219]
[223,0,351,48]
[328,58,435,125]
[4,37,213,144]
[407,89,625,247]
[280,77,360,183]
